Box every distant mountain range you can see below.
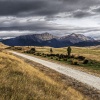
[1,33,100,47]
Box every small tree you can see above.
[67,46,71,58]
[31,48,36,53]
[50,48,53,54]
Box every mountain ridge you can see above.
[1,33,100,47]
[60,33,94,44]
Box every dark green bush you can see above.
[30,48,36,53]
[83,59,89,64]
[70,55,75,58]
[74,62,78,65]
[50,57,53,59]
[77,56,85,61]
[36,53,41,56]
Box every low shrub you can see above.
[83,59,89,64]
[43,55,47,57]
[63,58,67,61]
[41,53,44,56]
[70,55,75,58]
[50,57,53,59]
[36,53,41,56]
[30,48,36,53]
[74,62,78,65]
[16,47,22,50]
[25,48,36,54]
[71,60,78,65]
[56,58,59,60]
[77,56,85,61]
[31,48,35,51]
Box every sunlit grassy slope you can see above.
[32,46,100,61]
[0,42,8,49]
[9,46,100,62]
[33,46,100,74]
[0,51,88,100]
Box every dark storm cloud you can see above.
[0,0,100,17]
[0,0,100,39]
[92,6,100,13]
[0,20,67,31]
[0,0,47,16]
[72,10,93,18]
[0,0,66,17]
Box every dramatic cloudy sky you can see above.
[0,0,100,39]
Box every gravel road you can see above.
[10,51,100,91]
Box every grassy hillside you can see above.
[0,42,8,49]
[33,46,100,61]
[7,46,100,75]
[0,51,88,100]
[34,46,100,74]
[9,46,100,61]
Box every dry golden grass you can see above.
[8,46,100,75]
[10,45,100,61]
[71,47,100,61]
[0,51,88,100]
[0,42,8,49]
[33,46,100,75]
[29,46,100,61]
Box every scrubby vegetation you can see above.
[22,47,100,74]
[7,46,100,74]
[25,47,36,54]
[0,42,8,49]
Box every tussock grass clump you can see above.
[71,60,79,65]
[0,51,87,100]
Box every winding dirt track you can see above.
[10,51,100,91]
